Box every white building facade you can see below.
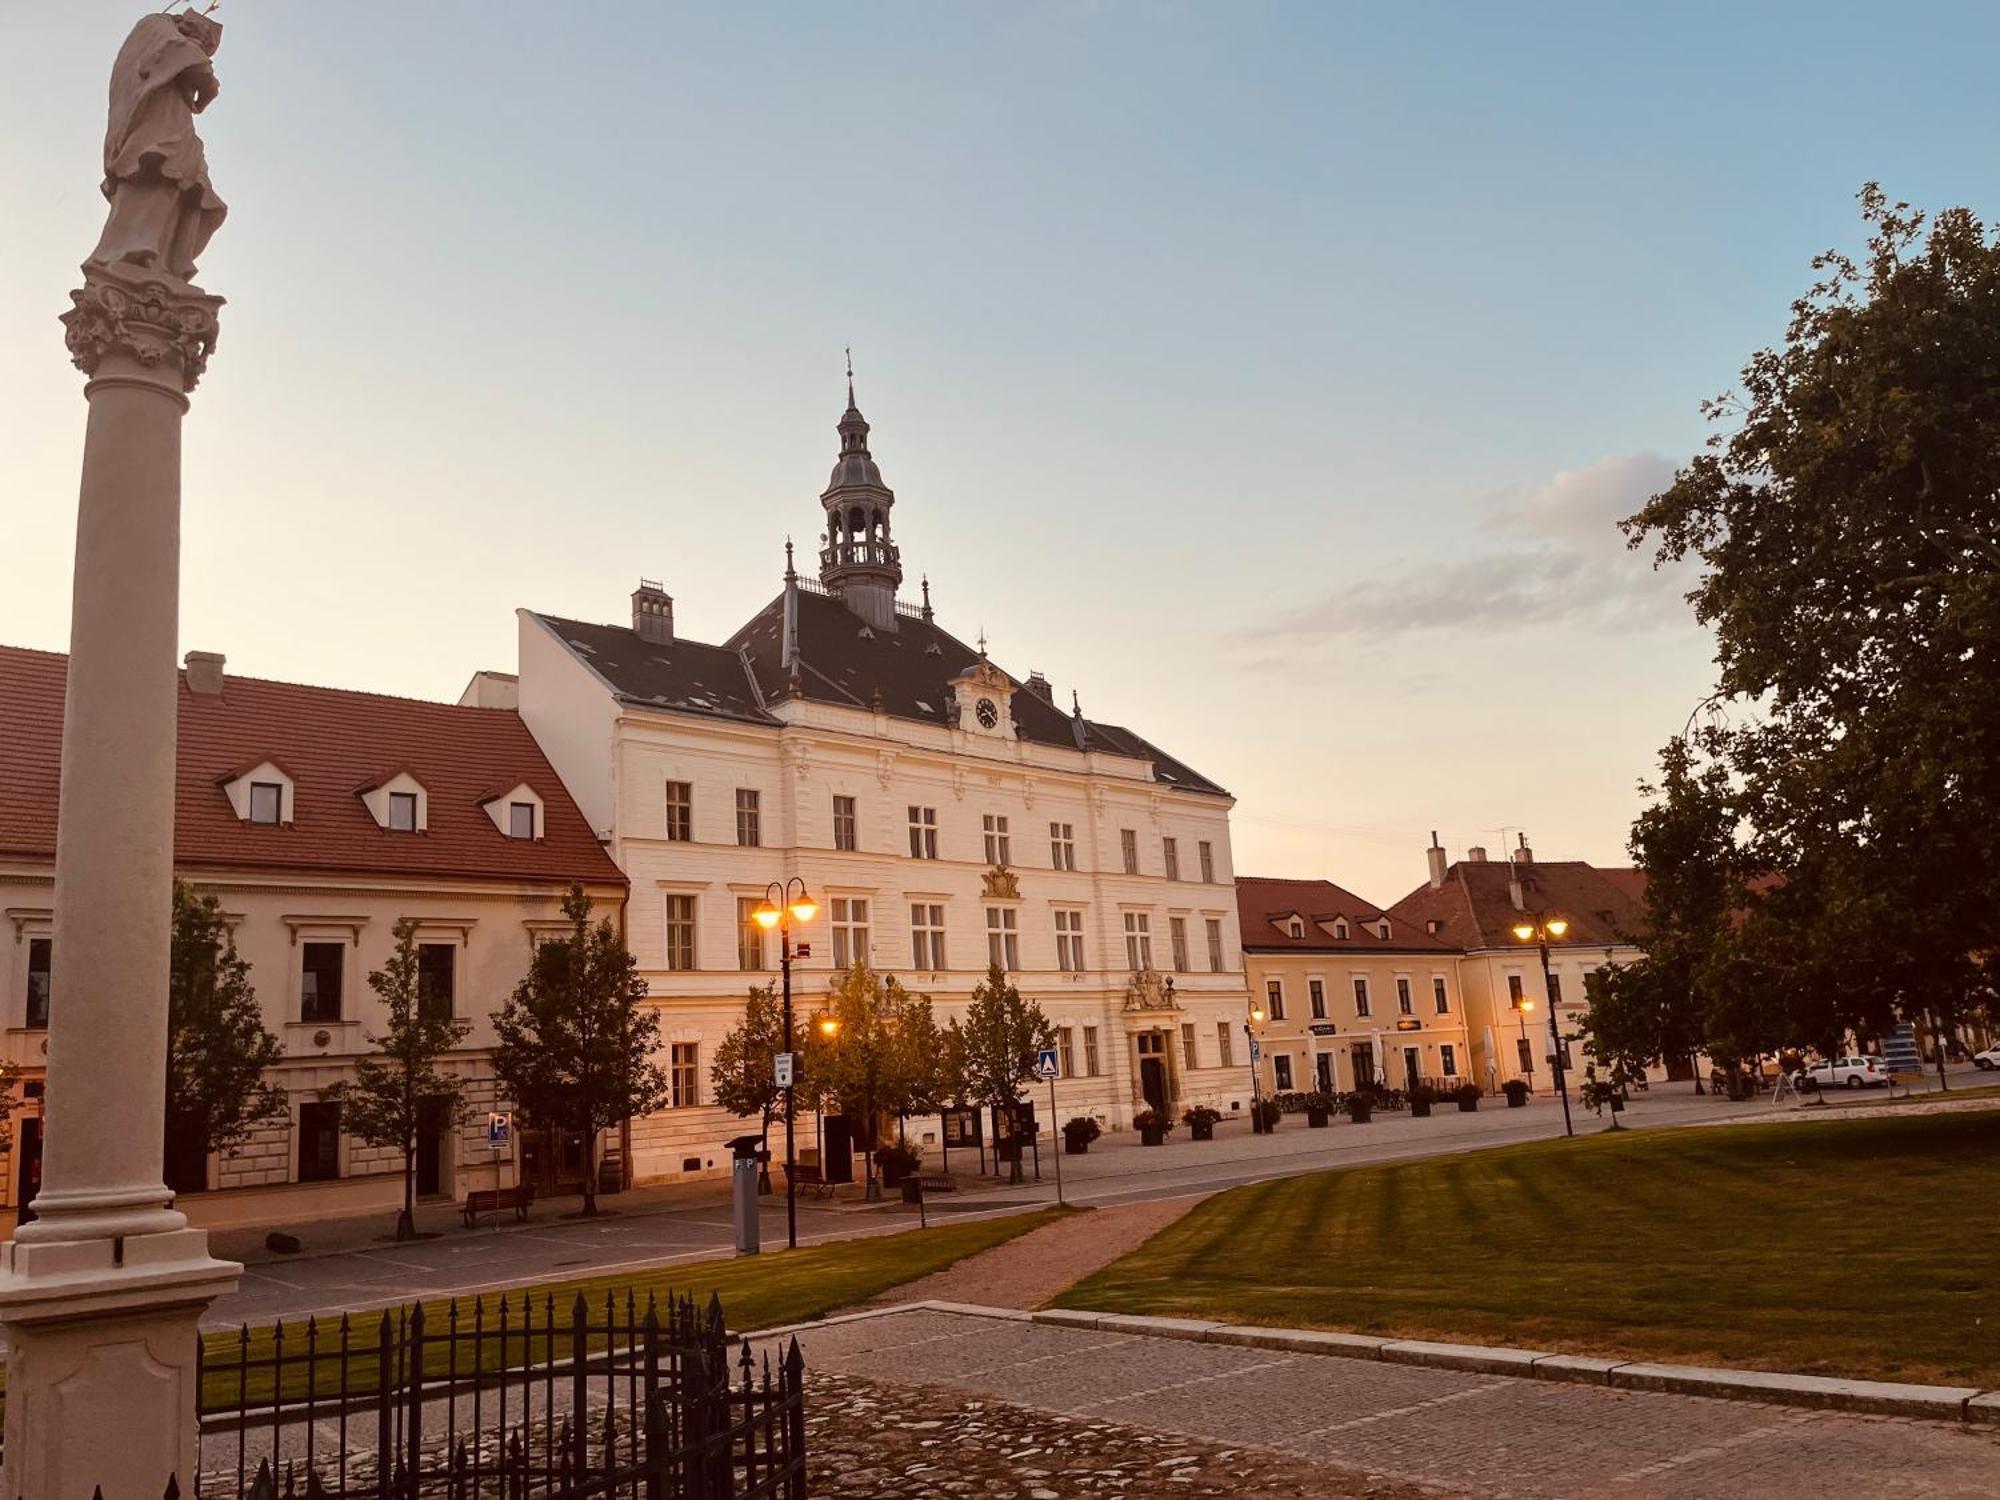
[504,387,1252,1183]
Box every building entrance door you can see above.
[1350,1044,1375,1087]
[1402,1047,1421,1089]
[1136,1032,1168,1112]
[1314,1053,1334,1092]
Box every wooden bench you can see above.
[461,1183,535,1227]
[912,1174,955,1195]
[788,1163,837,1199]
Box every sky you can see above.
[4,2,1995,902]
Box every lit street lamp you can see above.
[1246,1000,1268,1133]
[1511,913,1574,1138]
[752,878,818,1248]
[1513,995,1535,1082]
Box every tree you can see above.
[166,881,286,1192]
[492,885,668,1217]
[711,983,784,1191]
[1625,186,2000,1061]
[324,916,470,1239]
[808,963,928,1200]
[954,964,1056,1185]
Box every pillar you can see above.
[0,265,240,1499]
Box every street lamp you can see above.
[1246,1000,1267,1134]
[752,878,818,1248]
[1511,914,1574,1138]
[1513,996,1535,1083]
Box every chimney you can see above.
[1024,671,1054,704]
[1426,830,1447,890]
[1513,832,1534,865]
[632,578,674,645]
[184,650,226,695]
[1466,845,1488,863]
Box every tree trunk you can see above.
[397,1145,416,1242]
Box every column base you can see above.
[0,1229,240,1500]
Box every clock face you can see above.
[975,697,1000,729]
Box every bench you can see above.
[461,1183,535,1227]
[913,1174,955,1195]
[788,1163,837,1199]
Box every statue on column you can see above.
[88,8,227,285]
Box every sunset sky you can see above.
[4,2,1994,900]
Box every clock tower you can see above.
[949,654,1017,742]
[817,367,904,630]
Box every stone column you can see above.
[0,268,240,1499]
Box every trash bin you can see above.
[727,1134,763,1256]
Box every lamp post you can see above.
[1246,1001,1267,1133]
[1511,914,1574,1138]
[752,879,818,1249]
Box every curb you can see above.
[747,1301,1996,1426]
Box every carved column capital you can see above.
[61,264,224,393]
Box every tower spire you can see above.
[845,345,855,409]
[817,361,902,630]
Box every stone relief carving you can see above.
[980,866,1021,900]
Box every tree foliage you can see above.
[492,885,668,1216]
[166,881,286,1192]
[1613,186,2000,1064]
[324,916,470,1238]
[954,965,1055,1183]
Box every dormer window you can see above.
[1333,920,1349,940]
[509,802,535,839]
[249,782,283,825]
[480,782,545,840]
[359,769,429,833]
[1377,920,1391,940]
[389,792,418,832]
[1288,919,1304,939]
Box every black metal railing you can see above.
[185,1289,804,1499]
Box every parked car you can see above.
[1974,1046,2000,1071]
[1794,1055,1891,1090]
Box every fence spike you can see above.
[304,1469,330,1500]
[248,1457,277,1500]
[163,1479,183,1500]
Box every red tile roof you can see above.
[1236,875,1460,953]
[0,645,625,888]
[1386,859,1645,951]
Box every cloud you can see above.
[1257,453,1694,644]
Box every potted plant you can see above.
[1345,1091,1374,1123]
[1502,1078,1530,1108]
[1133,1108,1174,1146]
[1408,1083,1436,1118]
[1182,1104,1222,1141]
[875,1140,921,1189]
[1253,1098,1282,1132]
[1062,1116,1102,1155]
[1303,1092,1334,1128]
[1454,1082,1481,1112]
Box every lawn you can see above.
[1059,1111,2000,1386]
[199,1206,1063,1408]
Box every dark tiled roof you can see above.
[1386,860,1647,950]
[1236,875,1460,953]
[527,614,776,726]
[0,645,626,888]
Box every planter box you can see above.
[1189,1121,1215,1141]
[1305,1110,1330,1128]
[1063,1137,1091,1155]
[1410,1100,1432,1118]
[879,1160,914,1188]
[1140,1126,1166,1147]
[1348,1108,1373,1125]
[1457,1097,1479,1112]
[900,1177,923,1204]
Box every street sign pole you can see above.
[1049,1071,1063,1208]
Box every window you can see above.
[736,897,766,971]
[249,781,283,825]
[1508,973,1526,1005]
[670,1042,700,1108]
[1057,1026,1076,1078]
[1547,973,1564,1004]
[301,942,343,1023]
[910,904,947,970]
[1198,841,1215,884]
[1083,1025,1101,1076]
[1273,1055,1294,1091]
[1180,1022,1197,1070]
[1397,977,1414,1016]
[1378,920,1391,940]
[1433,976,1450,1014]
[1441,1044,1458,1078]
[1049,822,1076,870]
[1517,1036,1535,1073]
[832,795,857,851]
[298,1101,340,1182]
[831,898,870,969]
[417,943,455,1020]
[1353,978,1370,1017]
[1163,838,1180,881]
[664,781,692,841]
[735,788,761,847]
[982,814,1011,865]
[1168,916,1189,972]
[1308,979,1326,1020]
[508,801,535,839]
[1120,829,1139,875]
[1205,918,1224,971]
[1266,979,1285,1021]
[1053,909,1086,971]
[1288,918,1304,939]
[388,791,418,832]
[985,907,1019,971]
[1333,920,1349,940]
[26,937,51,1028]
[1216,1021,1234,1068]
[908,806,938,859]
[1123,912,1152,970]
[664,895,696,971]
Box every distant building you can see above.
[496,383,1254,1181]
[0,646,626,1230]
[1236,876,1471,1096]
[1387,834,1650,1088]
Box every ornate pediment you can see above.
[981,865,1021,900]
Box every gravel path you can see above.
[868,1198,1199,1311]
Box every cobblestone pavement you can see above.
[778,1309,2000,1499]
[870,1199,1200,1311]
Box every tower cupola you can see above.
[818,359,903,630]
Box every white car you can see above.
[1795,1055,1892,1090]
[1975,1047,2000,1071]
